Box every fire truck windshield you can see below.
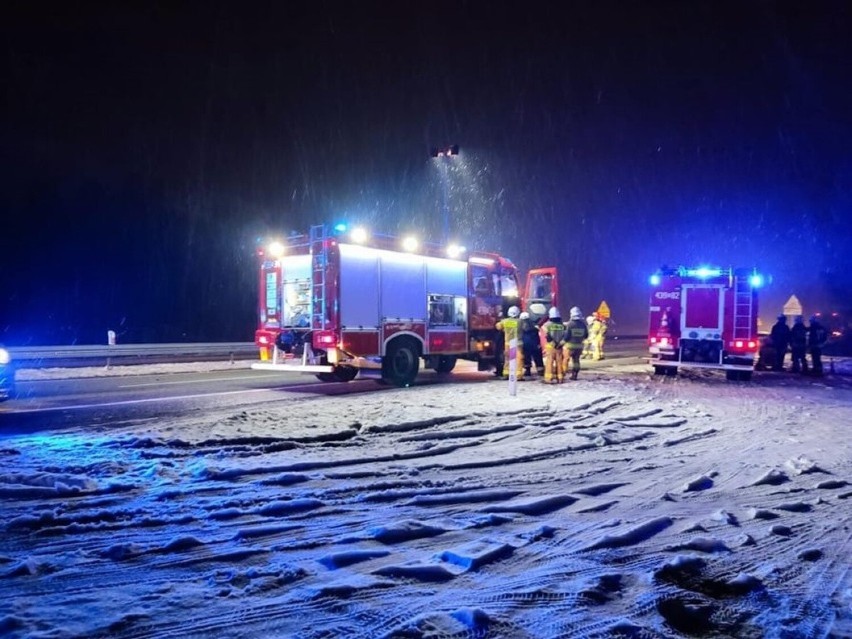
[500,271,519,298]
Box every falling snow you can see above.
[1,360,851,637]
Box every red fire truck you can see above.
[648,266,764,381]
[253,224,558,386]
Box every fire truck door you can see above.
[681,285,724,338]
[260,262,281,329]
[524,267,558,323]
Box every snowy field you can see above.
[2,361,851,638]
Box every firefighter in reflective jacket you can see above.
[582,314,599,359]
[519,311,544,377]
[541,307,566,383]
[496,305,524,380]
[563,307,590,380]
[593,314,608,360]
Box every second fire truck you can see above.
[253,224,558,386]
[648,265,764,381]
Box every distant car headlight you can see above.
[0,348,10,365]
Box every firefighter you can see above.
[519,311,544,378]
[563,306,589,380]
[581,315,596,359]
[807,315,828,377]
[593,314,608,360]
[541,307,566,383]
[769,314,790,372]
[493,309,504,377]
[496,306,524,380]
[789,316,808,374]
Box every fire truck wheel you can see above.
[316,366,359,383]
[726,370,752,382]
[382,338,420,387]
[333,366,359,382]
[653,365,666,376]
[435,356,457,373]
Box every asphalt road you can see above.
[0,338,647,436]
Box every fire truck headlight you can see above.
[402,236,418,252]
[268,241,285,258]
[0,348,10,365]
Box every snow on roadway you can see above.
[1,360,851,638]
[16,360,257,380]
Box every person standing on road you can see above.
[807,315,828,377]
[789,316,808,374]
[492,310,505,377]
[593,315,608,360]
[563,306,589,380]
[541,307,566,383]
[519,311,543,378]
[496,306,524,380]
[581,314,597,359]
[769,314,790,372]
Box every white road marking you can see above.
[2,383,326,414]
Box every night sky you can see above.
[3,1,851,345]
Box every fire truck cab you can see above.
[253,224,557,386]
[648,266,764,381]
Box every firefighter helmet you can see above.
[508,306,520,318]
[548,307,560,319]
[519,311,530,320]
[570,306,583,320]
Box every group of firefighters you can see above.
[767,313,828,376]
[495,306,610,383]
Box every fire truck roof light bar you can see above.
[263,224,490,265]
[649,266,764,287]
[686,266,723,279]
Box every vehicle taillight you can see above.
[747,340,756,349]
[735,340,744,348]
[660,337,669,346]
[314,331,337,346]
[650,337,657,344]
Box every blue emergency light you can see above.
[686,266,723,279]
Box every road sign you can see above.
[596,301,611,319]
[783,295,803,318]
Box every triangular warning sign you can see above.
[596,300,611,319]
[783,295,802,317]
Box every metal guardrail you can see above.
[7,343,258,368]
[6,336,650,369]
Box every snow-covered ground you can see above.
[2,361,851,638]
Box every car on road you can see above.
[0,346,15,401]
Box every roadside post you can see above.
[106,330,116,369]
[508,334,517,396]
